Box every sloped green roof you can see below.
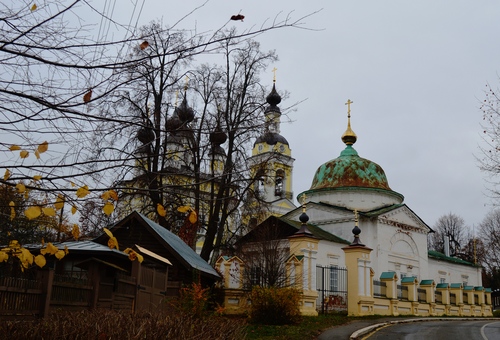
[450,283,463,289]
[380,271,397,279]
[401,276,418,283]
[464,286,474,291]
[136,212,220,279]
[420,279,434,285]
[436,283,449,289]
[428,250,478,267]
[278,217,351,245]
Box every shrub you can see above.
[178,282,210,317]
[493,309,500,317]
[249,286,302,325]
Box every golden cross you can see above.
[345,99,353,117]
[354,209,358,225]
[272,67,278,82]
[184,76,189,91]
[174,90,179,107]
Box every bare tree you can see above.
[0,1,314,252]
[428,213,469,257]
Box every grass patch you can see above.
[245,312,350,340]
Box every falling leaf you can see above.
[76,185,90,198]
[9,145,21,151]
[25,206,42,219]
[4,169,11,181]
[35,255,46,268]
[10,205,15,221]
[64,245,69,255]
[37,141,48,153]
[72,224,80,240]
[30,4,37,11]
[103,201,114,216]
[157,203,167,217]
[55,194,64,210]
[139,41,149,50]
[8,240,21,249]
[35,150,40,159]
[42,207,56,217]
[33,175,42,181]
[124,248,143,263]
[71,205,77,214]
[20,150,29,158]
[83,89,92,103]
[103,228,113,238]
[230,14,245,21]
[101,190,117,201]
[188,210,198,224]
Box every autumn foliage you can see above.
[249,286,302,325]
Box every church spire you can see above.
[341,99,357,146]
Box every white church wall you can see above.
[428,258,482,286]
[315,240,346,268]
[308,189,402,211]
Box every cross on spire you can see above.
[272,67,278,83]
[345,99,353,117]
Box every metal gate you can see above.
[316,265,347,313]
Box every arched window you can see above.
[275,169,285,196]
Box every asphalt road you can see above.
[363,320,500,340]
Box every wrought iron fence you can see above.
[316,265,347,314]
[373,280,386,298]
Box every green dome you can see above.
[310,145,392,191]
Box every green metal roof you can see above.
[436,283,449,289]
[380,271,397,279]
[401,276,417,283]
[420,279,434,285]
[137,213,220,279]
[474,286,484,291]
[450,283,463,289]
[428,250,477,267]
[464,286,474,291]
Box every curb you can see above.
[349,317,500,339]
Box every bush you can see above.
[0,309,246,339]
[493,309,500,317]
[178,282,210,317]
[249,286,302,325]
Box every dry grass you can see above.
[0,309,247,339]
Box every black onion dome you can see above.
[176,96,194,123]
[210,124,227,146]
[266,83,282,106]
[137,125,155,144]
[253,131,289,146]
[166,114,182,131]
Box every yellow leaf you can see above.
[55,194,64,210]
[177,205,192,213]
[25,206,42,220]
[188,211,198,224]
[71,205,77,214]
[103,227,113,238]
[20,248,34,265]
[37,141,48,153]
[137,253,144,263]
[157,203,167,217]
[16,183,26,193]
[108,237,119,250]
[103,202,114,216]
[70,182,76,187]
[4,169,11,181]
[10,206,15,221]
[0,251,8,262]
[42,207,56,217]
[64,245,69,255]
[109,190,118,201]
[55,250,65,260]
[72,224,80,240]
[102,190,118,201]
[76,185,90,198]
[33,175,42,181]
[20,150,29,158]
[35,150,40,159]
[9,201,15,207]
[9,145,21,151]
[9,240,21,249]
[43,243,58,255]
[35,255,46,268]
[31,4,37,11]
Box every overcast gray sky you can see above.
[118,0,500,230]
